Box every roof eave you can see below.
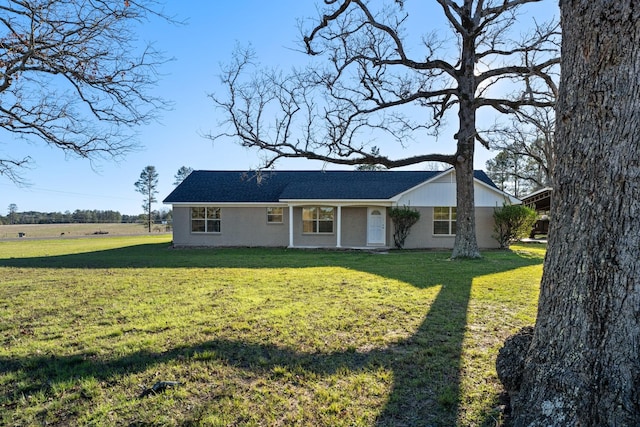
[280,199,393,205]
[164,201,287,206]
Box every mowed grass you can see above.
[0,235,545,426]
[0,223,169,240]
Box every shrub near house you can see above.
[493,204,537,249]
[389,205,421,249]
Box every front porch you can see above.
[285,203,391,249]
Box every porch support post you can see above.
[288,205,294,248]
[336,205,342,248]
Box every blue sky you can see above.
[0,1,558,216]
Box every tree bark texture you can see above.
[452,97,481,259]
[512,1,640,425]
[452,3,481,259]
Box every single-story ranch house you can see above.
[163,169,519,249]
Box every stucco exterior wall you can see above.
[171,205,289,247]
[474,207,499,248]
[172,205,360,248]
[290,206,337,247]
[340,207,368,247]
[171,205,500,249]
[401,207,450,249]
[290,206,371,248]
[397,206,498,249]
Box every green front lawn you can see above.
[0,236,544,426]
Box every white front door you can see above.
[367,208,386,246]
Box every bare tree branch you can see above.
[0,0,176,182]
[485,103,555,195]
[212,0,560,258]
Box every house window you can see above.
[191,207,221,233]
[267,207,284,223]
[302,207,334,233]
[433,207,456,235]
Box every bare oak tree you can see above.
[508,0,640,424]
[0,0,172,182]
[212,0,559,258]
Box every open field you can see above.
[0,223,170,240]
[0,235,545,426]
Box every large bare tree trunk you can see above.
[452,155,480,259]
[511,1,640,424]
[452,96,481,259]
[451,7,481,260]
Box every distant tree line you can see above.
[0,209,171,225]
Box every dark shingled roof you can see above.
[163,170,498,204]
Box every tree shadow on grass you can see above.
[0,244,542,425]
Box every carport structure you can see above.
[521,187,552,238]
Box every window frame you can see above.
[433,206,457,236]
[302,206,335,234]
[191,207,221,234]
[266,207,284,224]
